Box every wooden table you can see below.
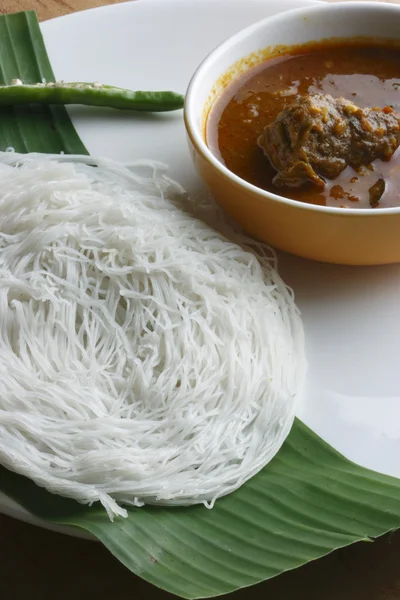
[1,1,400,599]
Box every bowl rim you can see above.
[184,0,400,217]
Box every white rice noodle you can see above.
[0,152,306,519]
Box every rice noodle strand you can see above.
[0,152,305,519]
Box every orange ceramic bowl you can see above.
[184,2,400,265]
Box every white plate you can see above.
[1,0,400,539]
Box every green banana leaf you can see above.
[0,11,87,154]
[1,10,400,600]
[3,418,400,599]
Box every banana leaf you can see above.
[1,10,400,600]
[3,418,400,599]
[0,11,87,154]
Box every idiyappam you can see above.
[0,152,305,518]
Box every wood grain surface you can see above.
[1,1,399,599]
[0,0,129,21]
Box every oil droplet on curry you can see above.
[207,43,400,208]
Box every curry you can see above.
[207,43,400,209]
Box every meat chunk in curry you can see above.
[258,93,400,188]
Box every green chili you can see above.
[0,80,184,112]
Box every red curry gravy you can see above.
[207,43,400,208]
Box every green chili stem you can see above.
[0,82,184,112]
